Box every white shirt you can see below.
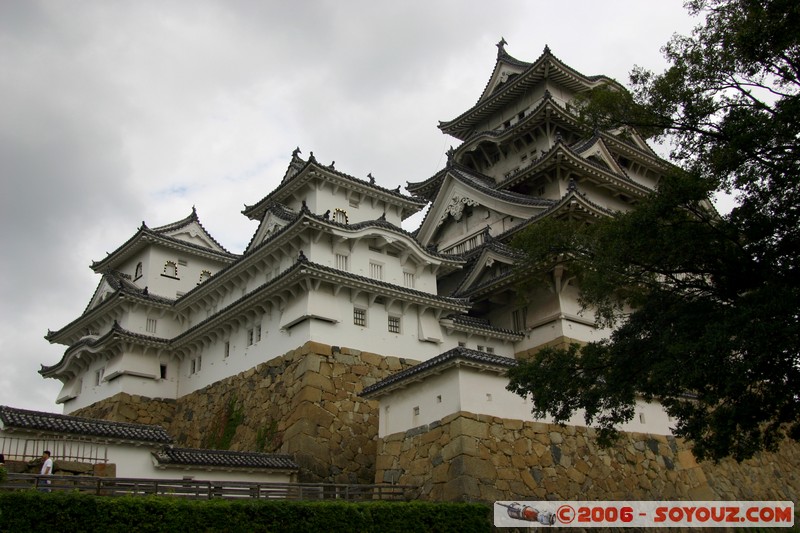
[40,457,53,476]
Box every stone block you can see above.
[359,351,383,367]
[450,455,497,482]
[441,435,477,462]
[441,475,480,502]
[677,449,698,469]
[304,341,332,357]
[293,386,322,404]
[451,416,488,439]
[301,370,334,393]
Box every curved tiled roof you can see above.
[440,44,621,140]
[497,137,654,197]
[441,314,524,339]
[90,210,238,273]
[172,254,471,348]
[153,447,298,470]
[242,150,426,221]
[41,322,170,376]
[0,405,172,444]
[360,347,517,398]
[47,271,175,343]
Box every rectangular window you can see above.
[160,364,167,379]
[146,318,157,334]
[178,259,188,266]
[223,342,230,358]
[353,308,366,327]
[512,307,528,331]
[403,272,415,288]
[477,345,485,352]
[486,346,495,354]
[255,325,261,343]
[369,262,383,280]
[388,315,401,334]
[247,329,254,346]
[335,254,349,271]
[190,356,202,375]
[94,368,104,386]
[458,341,466,348]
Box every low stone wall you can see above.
[375,411,800,502]
[3,459,115,477]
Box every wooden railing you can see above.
[0,474,413,501]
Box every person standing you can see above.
[39,450,53,491]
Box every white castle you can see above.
[42,43,674,439]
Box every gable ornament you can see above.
[439,195,479,225]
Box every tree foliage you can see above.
[507,0,800,461]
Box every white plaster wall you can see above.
[377,371,462,437]
[378,366,674,438]
[299,180,402,227]
[63,370,179,414]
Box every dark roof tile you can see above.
[0,405,172,444]
[154,447,298,470]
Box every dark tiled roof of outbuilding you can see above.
[0,405,172,444]
[154,447,299,470]
[360,347,517,397]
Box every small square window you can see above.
[388,316,400,334]
[354,308,367,326]
[486,346,495,354]
[413,406,420,416]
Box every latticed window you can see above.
[335,254,349,271]
[146,318,157,334]
[353,308,366,326]
[403,271,415,288]
[255,324,261,342]
[333,208,348,224]
[388,315,401,333]
[369,262,383,280]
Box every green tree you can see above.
[507,0,800,461]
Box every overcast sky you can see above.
[0,1,700,413]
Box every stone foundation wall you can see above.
[74,393,176,428]
[78,342,413,484]
[375,411,800,502]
